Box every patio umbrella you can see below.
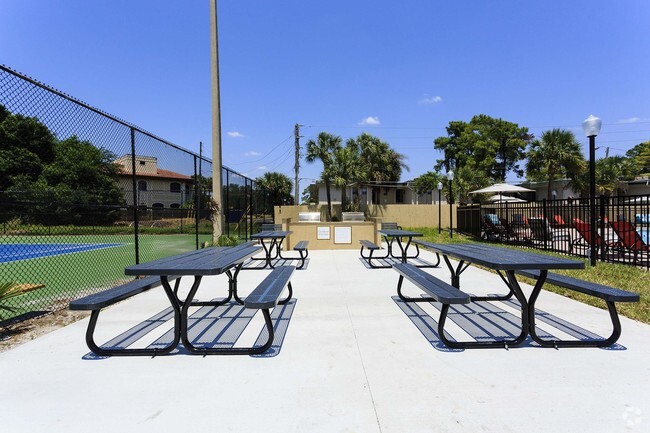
[470,183,535,195]
[471,183,534,213]
[487,194,527,203]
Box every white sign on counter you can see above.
[334,226,352,244]
[317,226,330,240]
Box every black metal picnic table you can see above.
[415,242,584,348]
[249,230,293,268]
[124,243,262,354]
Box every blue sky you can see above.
[1,1,649,190]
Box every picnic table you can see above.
[249,230,293,269]
[412,242,584,348]
[121,243,272,355]
[376,228,423,263]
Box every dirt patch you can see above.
[0,309,89,353]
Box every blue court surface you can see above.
[0,243,124,263]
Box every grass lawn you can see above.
[0,233,212,319]
[413,227,650,325]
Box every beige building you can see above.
[114,155,193,209]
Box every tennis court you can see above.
[0,243,124,263]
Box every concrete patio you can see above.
[1,247,648,432]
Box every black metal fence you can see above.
[0,65,272,322]
[457,194,650,269]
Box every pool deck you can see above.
[1,247,649,432]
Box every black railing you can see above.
[457,194,650,269]
[0,65,273,321]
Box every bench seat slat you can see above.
[394,263,469,304]
[359,240,380,250]
[294,241,308,251]
[69,276,178,311]
[244,266,295,309]
[516,269,639,303]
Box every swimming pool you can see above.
[0,243,124,263]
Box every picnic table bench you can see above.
[69,275,182,356]
[359,239,391,268]
[516,269,640,347]
[393,263,471,348]
[292,240,309,269]
[68,243,293,356]
[243,265,295,354]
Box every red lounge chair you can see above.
[572,221,620,254]
[609,220,650,264]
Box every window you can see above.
[170,203,180,209]
[139,161,146,166]
[152,203,164,209]
[170,182,181,193]
[396,189,405,204]
[138,180,147,191]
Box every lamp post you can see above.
[582,114,602,266]
[447,171,454,238]
[437,181,443,234]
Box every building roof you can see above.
[116,165,192,181]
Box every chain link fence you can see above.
[0,65,272,323]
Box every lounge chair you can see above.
[528,218,572,253]
[481,214,508,241]
[572,220,620,255]
[609,221,650,264]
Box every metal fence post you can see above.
[130,128,139,264]
[194,155,199,250]
[542,198,548,250]
[599,195,606,262]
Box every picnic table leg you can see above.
[83,276,183,357]
[527,272,623,348]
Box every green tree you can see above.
[348,133,409,203]
[330,142,364,211]
[411,171,444,195]
[255,172,293,206]
[434,115,531,181]
[626,141,650,176]
[8,136,125,225]
[0,107,56,191]
[305,132,342,221]
[526,129,586,199]
[300,184,318,205]
[570,156,634,197]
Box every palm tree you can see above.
[305,132,342,221]
[348,133,409,203]
[330,143,363,211]
[526,129,585,199]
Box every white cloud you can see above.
[419,95,443,105]
[618,117,650,124]
[227,131,245,138]
[358,116,381,126]
[256,165,268,171]
[245,151,261,157]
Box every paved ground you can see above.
[1,247,648,432]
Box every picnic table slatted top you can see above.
[250,230,293,239]
[416,242,584,271]
[377,229,423,237]
[125,244,261,276]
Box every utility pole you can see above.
[210,0,223,240]
[294,123,302,205]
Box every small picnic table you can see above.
[249,230,293,269]
[376,228,423,263]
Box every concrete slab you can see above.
[1,248,648,432]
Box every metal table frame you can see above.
[248,230,293,269]
[377,229,440,268]
[124,244,266,355]
[413,242,584,349]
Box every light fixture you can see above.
[582,115,601,266]
[582,114,602,137]
[446,171,454,181]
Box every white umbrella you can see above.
[487,194,527,203]
[470,183,534,195]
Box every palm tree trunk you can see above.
[324,179,333,221]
